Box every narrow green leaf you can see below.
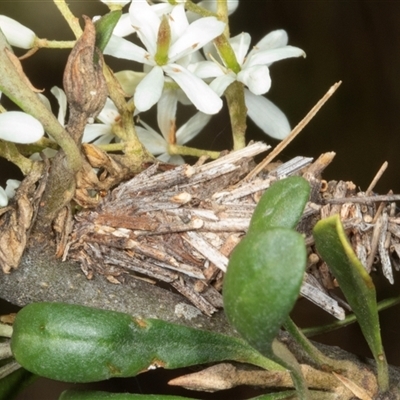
[94,10,122,53]
[249,176,310,233]
[11,302,281,383]
[313,214,389,391]
[59,391,194,400]
[223,228,307,357]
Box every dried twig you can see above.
[244,81,342,181]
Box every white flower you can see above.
[104,1,225,114]
[196,29,305,139]
[0,111,44,143]
[48,86,116,145]
[82,97,120,145]
[0,179,21,207]
[136,90,211,163]
[0,15,37,49]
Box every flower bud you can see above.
[0,15,36,49]
[63,16,107,127]
[0,111,44,143]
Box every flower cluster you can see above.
[0,0,306,204]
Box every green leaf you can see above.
[249,176,310,233]
[59,391,194,400]
[313,214,389,391]
[223,228,307,357]
[59,391,299,400]
[94,10,122,53]
[11,302,281,383]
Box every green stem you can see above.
[216,0,230,38]
[284,317,348,372]
[224,81,247,150]
[303,295,400,337]
[53,0,82,38]
[0,141,35,175]
[169,144,220,159]
[377,354,389,393]
[183,0,217,18]
[16,137,59,157]
[36,38,75,49]
[270,339,309,400]
[0,33,82,174]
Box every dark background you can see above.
[1,1,400,399]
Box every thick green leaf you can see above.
[59,391,193,400]
[223,228,307,356]
[249,176,310,233]
[313,214,389,391]
[59,391,299,400]
[94,10,122,52]
[11,302,280,383]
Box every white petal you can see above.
[30,147,57,161]
[157,90,178,141]
[0,187,8,207]
[104,35,152,64]
[245,90,291,140]
[92,133,115,145]
[237,65,271,95]
[161,154,185,164]
[134,66,164,112]
[129,0,160,55]
[5,179,20,199]
[115,70,146,96]
[112,13,135,37]
[37,93,52,112]
[100,0,131,6]
[168,17,225,62]
[136,125,167,155]
[82,123,112,143]
[97,98,120,125]
[253,30,289,51]
[0,15,36,49]
[226,0,239,15]
[247,46,305,68]
[229,32,251,66]
[169,5,189,44]
[50,86,67,126]
[209,73,236,97]
[151,3,174,17]
[188,60,224,79]
[164,64,222,114]
[0,111,44,143]
[176,112,211,144]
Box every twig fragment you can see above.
[244,81,342,181]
